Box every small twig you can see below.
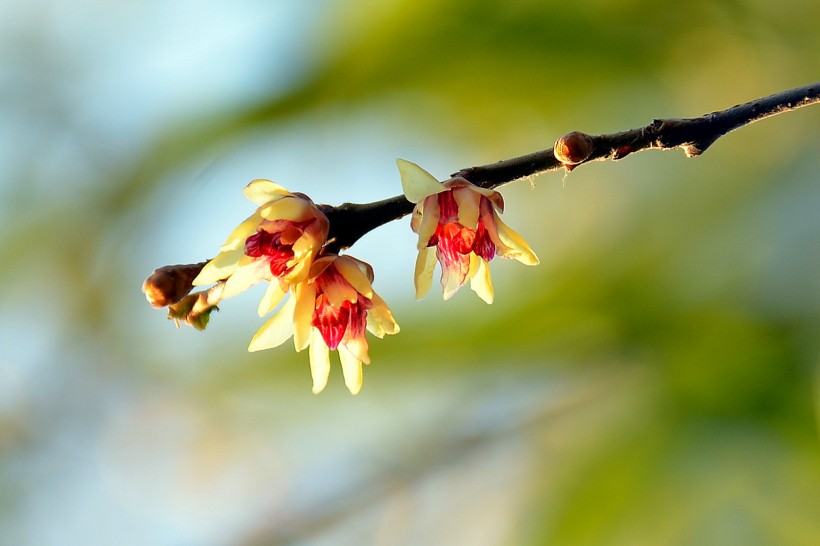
[323,82,818,252]
[148,83,820,282]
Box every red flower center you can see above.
[427,191,496,262]
[311,266,373,350]
[245,229,295,277]
[473,217,495,262]
[438,190,460,224]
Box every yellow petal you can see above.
[453,187,480,229]
[219,211,262,251]
[291,223,325,258]
[469,256,494,304]
[493,214,539,265]
[410,209,421,234]
[294,216,328,253]
[339,348,363,395]
[308,332,331,394]
[278,225,302,245]
[243,179,291,206]
[257,280,287,316]
[248,295,296,351]
[322,269,358,307]
[414,247,437,299]
[259,196,313,222]
[293,282,316,352]
[308,256,335,279]
[283,231,324,283]
[282,257,311,285]
[193,248,244,286]
[221,259,270,300]
[467,250,480,278]
[341,335,370,365]
[397,159,446,203]
[366,292,400,338]
[334,256,374,299]
[471,186,504,213]
[340,255,375,283]
[414,195,440,249]
[303,211,329,246]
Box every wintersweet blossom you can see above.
[247,255,399,395]
[192,179,329,316]
[398,159,539,304]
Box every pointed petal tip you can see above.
[339,349,363,395]
[309,333,331,394]
[247,296,296,351]
[311,383,327,395]
[243,179,291,205]
[469,257,495,304]
[513,249,540,266]
[347,385,362,396]
[247,340,266,353]
[397,158,445,203]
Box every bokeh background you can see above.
[2,0,819,544]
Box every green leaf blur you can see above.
[1,0,818,544]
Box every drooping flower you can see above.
[192,179,329,317]
[247,255,399,395]
[398,159,539,304]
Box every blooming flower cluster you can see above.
[143,160,538,394]
[187,179,398,395]
[247,255,398,394]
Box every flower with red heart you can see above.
[398,159,538,303]
[192,179,329,316]
[248,254,399,395]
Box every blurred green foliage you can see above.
[1,0,819,544]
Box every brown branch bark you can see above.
[145,82,820,298]
[323,82,819,252]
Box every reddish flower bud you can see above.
[554,131,594,166]
[142,262,207,308]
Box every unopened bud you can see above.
[142,261,208,308]
[167,283,224,331]
[554,131,594,166]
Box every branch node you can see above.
[554,131,594,166]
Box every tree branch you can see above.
[323,82,818,252]
[145,83,819,298]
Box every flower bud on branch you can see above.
[142,262,208,308]
[554,131,594,169]
[167,283,224,330]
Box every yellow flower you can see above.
[192,179,329,316]
[398,159,539,304]
[248,255,399,395]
